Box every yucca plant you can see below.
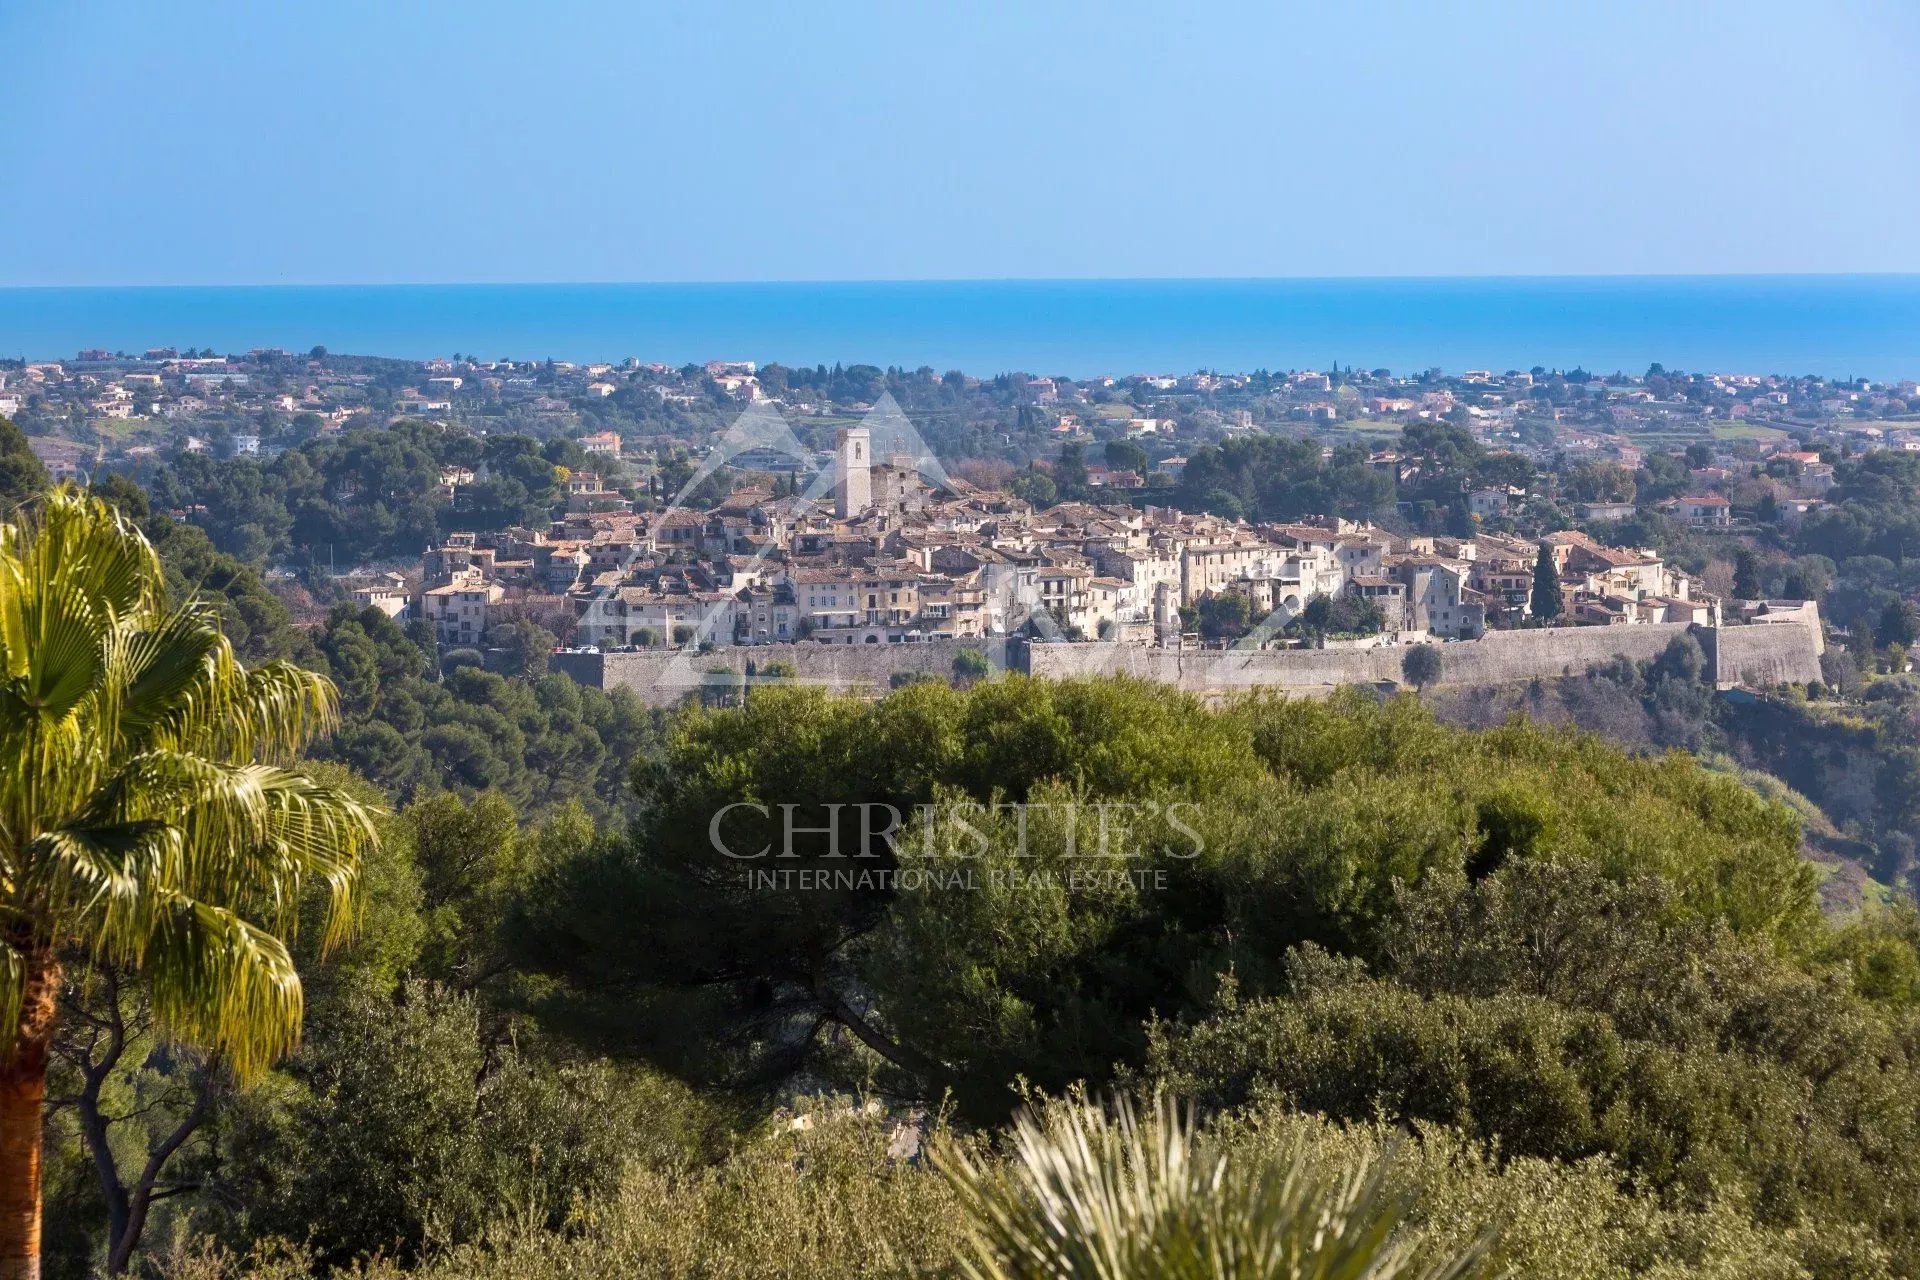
[939,1094,1492,1280]
[0,487,375,1280]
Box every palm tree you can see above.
[0,487,374,1280]
[939,1094,1489,1280]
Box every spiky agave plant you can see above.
[938,1094,1491,1280]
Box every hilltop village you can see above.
[0,348,1896,677]
[412,425,1758,656]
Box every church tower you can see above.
[835,428,871,518]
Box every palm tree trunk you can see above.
[0,945,59,1280]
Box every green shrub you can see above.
[158,1099,1886,1280]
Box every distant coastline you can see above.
[4,275,1918,380]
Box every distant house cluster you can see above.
[404,428,1722,655]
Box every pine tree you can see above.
[0,416,47,508]
[1530,545,1563,622]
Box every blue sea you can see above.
[2,276,1917,380]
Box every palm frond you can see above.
[0,940,22,1063]
[12,576,109,723]
[141,895,305,1079]
[228,661,341,759]
[239,767,372,952]
[112,602,228,752]
[21,485,162,621]
[68,754,373,955]
[0,551,27,681]
[0,488,161,688]
[938,1094,1494,1280]
[167,762,371,948]
[24,821,182,943]
[111,616,335,762]
[0,485,372,1081]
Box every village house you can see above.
[350,573,412,621]
[419,570,505,647]
[1674,494,1733,528]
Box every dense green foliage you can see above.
[43,781,709,1278]
[138,421,585,565]
[301,603,668,821]
[1795,449,1920,569]
[1787,449,1920,644]
[83,476,310,667]
[155,1095,1891,1280]
[0,488,374,1277]
[1170,436,1395,523]
[35,672,1920,1278]
[1436,643,1920,891]
[1189,589,1252,642]
[1282,592,1385,641]
[0,416,48,508]
[1143,423,1531,533]
[523,680,1820,1120]
[1148,861,1920,1275]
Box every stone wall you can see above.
[1702,619,1826,688]
[552,615,1822,704]
[1025,617,1824,695]
[554,638,1001,706]
[1024,622,1708,693]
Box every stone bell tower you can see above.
[835,427,871,519]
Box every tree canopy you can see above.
[136,421,581,567]
[304,603,667,822]
[522,679,1820,1117]
[0,417,47,510]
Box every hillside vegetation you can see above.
[8,487,1913,1280]
[36,679,1920,1278]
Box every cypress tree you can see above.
[1733,549,1761,600]
[1530,545,1563,622]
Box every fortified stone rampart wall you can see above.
[552,638,1001,705]
[553,613,1822,704]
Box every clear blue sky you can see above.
[3,0,1917,285]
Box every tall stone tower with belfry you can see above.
[835,427,872,518]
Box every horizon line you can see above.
[5,270,1920,292]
